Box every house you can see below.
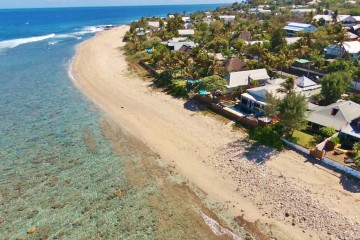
[225,69,270,93]
[165,39,196,51]
[295,76,321,91]
[219,15,236,23]
[148,21,160,30]
[324,41,360,60]
[222,56,248,73]
[307,101,360,141]
[313,15,333,25]
[178,44,193,57]
[290,9,316,14]
[178,29,195,36]
[248,8,272,14]
[283,22,317,36]
[240,84,284,114]
[337,15,357,27]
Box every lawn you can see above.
[291,130,316,148]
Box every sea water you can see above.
[0,5,244,240]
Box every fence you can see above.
[283,138,360,179]
[282,138,310,155]
[322,157,360,179]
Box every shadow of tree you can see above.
[243,145,278,164]
[339,175,360,193]
[183,99,208,112]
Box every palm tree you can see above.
[277,77,295,94]
[275,50,293,77]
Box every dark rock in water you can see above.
[27,210,39,219]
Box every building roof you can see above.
[341,122,360,140]
[343,41,360,54]
[148,21,160,28]
[295,76,317,88]
[346,32,358,39]
[307,101,360,130]
[353,16,360,21]
[178,44,193,56]
[313,15,333,22]
[178,29,195,35]
[337,15,356,22]
[166,41,196,51]
[225,69,270,88]
[284,22,317,32]
[223,56,248,73]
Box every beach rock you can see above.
[27,226,36,234]
[114,190,123,197]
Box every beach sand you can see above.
[71,26,360,239]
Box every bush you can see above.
[248,125,283,151]
[153,71,173,87]
[330,136,341,145]
[319,126,336,138]
[168,80,188,98]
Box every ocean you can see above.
[0,5,244,239]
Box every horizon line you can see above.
[0,2,232,10]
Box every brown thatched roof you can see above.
[238,31,252,42]
[223,56,248,73]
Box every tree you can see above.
[270,28,286,53]
[208,37,229,53]
[278,93,308,137]
[264,92,279,118]
[195,75,227,97]
[210,20,224,36]
[277,77,295,94]
[166,14,184,35]
[321,72,353,104]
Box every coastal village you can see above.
[123,1,360,178]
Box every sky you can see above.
[0,0,235,9]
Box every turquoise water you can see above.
[0,5,243,239]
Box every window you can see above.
[331,108,339,116]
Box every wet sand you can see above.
[71,25,360,239]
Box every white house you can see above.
[337,15,357,27]
[178,29,195,36]
[165,39,196,51]
[284,22,317,36]
[148,21,160,30]
[313,15,333,25]
[225,69,270,93]
[324,41,360,60]
[219,15,236,24]
[248,8,272,14]
[290,9,316,14]
[295,76,322,91]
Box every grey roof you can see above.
[295,76,317,88]
[225,69,270,88]
[307,101,360,130]
[178,29,195,35]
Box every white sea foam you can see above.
[0,34,56,51]
[0,25,112,51]
[194,207,242,240]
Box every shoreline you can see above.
[70,25,360,239]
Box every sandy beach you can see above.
[71,25,360,239]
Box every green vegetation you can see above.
[320,72,353,105]
[248,125,283,151]
[291,130,316,148]
[123,2,360,154]
[278,93,308,137]
[319,126,336,138]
